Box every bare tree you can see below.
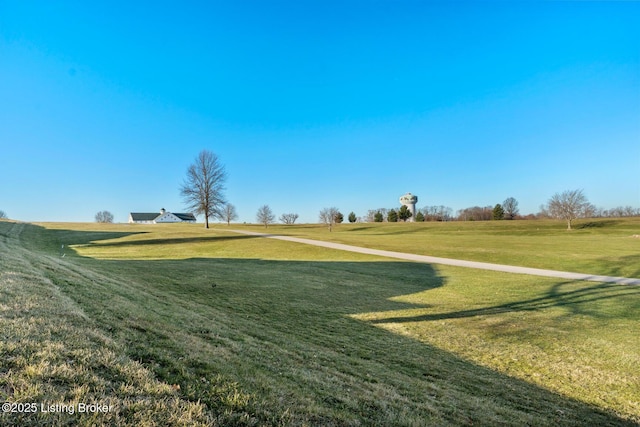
[95,210,114,223]
[421,205,453,221]
[537,204,551,219]
[547,189,590,230]
[603,206,640,217]
[503,197,519,220]
[319,207,339,231]
[279,213,299,225]
[222,203,238,226]
[456,206,493,221]
[256,205,275,228]
[0,210,7,220]
[180,150,227,229]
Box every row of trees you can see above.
[316,208,355,230]
[366,205,454,222]
[90,151,638,231]
[255,205,301,227]
[256,206,356,231]
[343,191,640,230]
[365,206,415,223]
[598,206,640,217]
[457,197,520,221]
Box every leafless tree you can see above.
[537,204,551,219]
[279,213,299,225]
[456,206,493,221]
[422,205,453,221]
[180,150,227,229]
[502,197,519,220]
[603,206,640,218]
[256,205,275,228]
[547,189,590,230]
[319,207,339,231]
[583,202,597,219]
[95,210,114,223]
[626,206,640,217]
[222,203,238,226]
[365,210,378,222]
[0,210,7,220]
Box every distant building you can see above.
[399,193,418,222]
[128,208,196,224]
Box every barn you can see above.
[128,208,196,224]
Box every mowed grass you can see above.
[221,218,640,279]
[1,220,638,425]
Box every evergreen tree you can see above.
[492,204,505,220]
[374,212,384,222]
[415,211,425,222]
[398,205,412,222]
[388,209,398,222]
[348,212,357,223]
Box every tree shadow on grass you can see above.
[21,223,638,426]
[369,280,640,324]
[598,253,640,281]
[574,220,621,229]
[68,257,637,425]
[345,226,375,232]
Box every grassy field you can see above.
[1,219,638,426]
[218,218,640,279]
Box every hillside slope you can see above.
[1,221,637,426]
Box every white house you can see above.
[128,208,196,224]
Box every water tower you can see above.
[399,193,418,222]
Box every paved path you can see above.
[226,229,640,285]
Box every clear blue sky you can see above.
[1,1,639,223]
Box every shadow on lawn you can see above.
[85,234,260,248]
[370,280,640,324]
[22,223,639,426]
[574,220,621,229]
[598,253,640,281]
[66,258,637,425]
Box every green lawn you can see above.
[1,220,638,426]
[219,218,640,278]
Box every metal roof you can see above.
[129,212,196,222]
[129,213,160,221]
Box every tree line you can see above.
[90,150,640,230]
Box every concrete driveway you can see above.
[227,229,640,285]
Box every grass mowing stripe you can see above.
[2,221,638,425]
[0,222,212,426]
